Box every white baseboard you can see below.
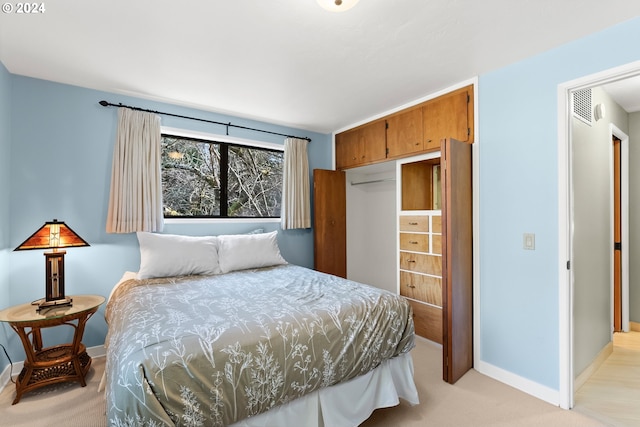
[87,344,107,358]
[0,344,105,394]
[470,326,640,408]
[574,341,613,392]
[476,360,560,406]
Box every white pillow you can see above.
[218,230,287,273]
[137,232,221,279]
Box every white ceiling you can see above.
[1,1,640,134]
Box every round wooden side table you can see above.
[0,294,105,404]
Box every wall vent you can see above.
[572,88,592,125]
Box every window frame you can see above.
[161,126,284,223]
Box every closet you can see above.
[313,138,472,384]
[398,155,443,344]
[399,140,473,384]
[314,84,474,384]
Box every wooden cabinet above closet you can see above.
[423,88,472,151]
[335,85,474,170]
[386,108,423,157]
[335,119,386,170]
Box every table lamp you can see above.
[14,219,90,310]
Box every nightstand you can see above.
[0,294,105,404]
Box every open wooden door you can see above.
[313,169,347,278]
[441,138,473,384]
[613,135,622,332]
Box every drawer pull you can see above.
[409,241,419,244]
[408,222,418,225]
[408,260,416,263]
[406,284,416,289]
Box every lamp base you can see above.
[35,297,73,312]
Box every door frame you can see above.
[557,60,640,409]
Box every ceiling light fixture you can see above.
[317,0,360,12]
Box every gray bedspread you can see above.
[105,264,415,427]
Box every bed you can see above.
[104,231,418,427]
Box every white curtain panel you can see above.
[281,137,311,230]
[106,107,164,233]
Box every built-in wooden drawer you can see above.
[406,298,442,344]
[399,215,429,232]
[399,233,429,252]
[399,271,442,306]
[432,234,442,255]
[432,215,442,233]
[399,251,441,275]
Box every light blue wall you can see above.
[2,76,331,363]
[0,62,12,374]
[479,17,640,390]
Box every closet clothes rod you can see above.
[98,100,312,142]
[350,178,396,186]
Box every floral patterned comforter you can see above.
[105,264,415,427]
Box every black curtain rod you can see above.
[98,100,311,142]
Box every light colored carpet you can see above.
[0,358,106,427]
[0,338,606,427]
[363,338,607,427]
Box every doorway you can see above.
[558,61,640,409]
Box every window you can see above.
[161,133,284,218]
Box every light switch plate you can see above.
[523,233,535,250]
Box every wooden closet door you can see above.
[313,169,347,278]
[441,138,473,384]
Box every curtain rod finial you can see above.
[99,100,109,107]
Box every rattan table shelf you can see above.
[0,295,105,404]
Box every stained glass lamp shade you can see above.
[14,219,90,310]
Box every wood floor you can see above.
[573,330,640,427]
